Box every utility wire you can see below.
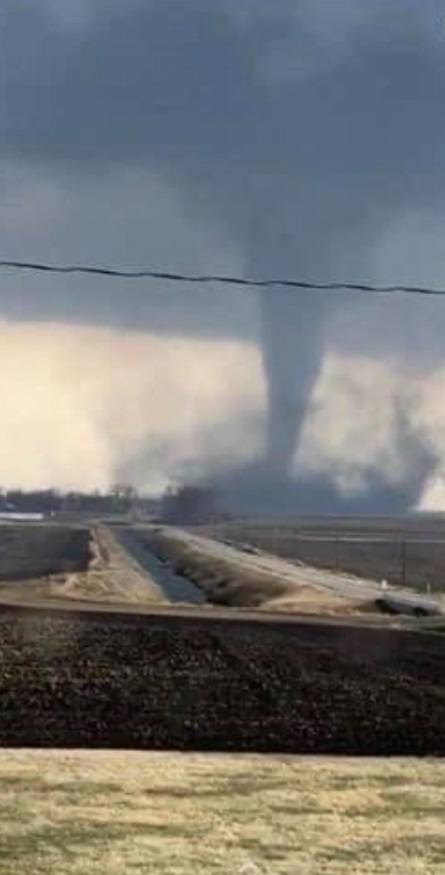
[0,259,445,296]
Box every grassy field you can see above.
[0,751,445,874]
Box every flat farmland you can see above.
[0,605,445,754]
[0,523,161,606]
[199,515,445,592]
[1,750,445,875]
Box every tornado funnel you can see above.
[260,288,326,476]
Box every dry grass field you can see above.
[0,525,162,606]
[200,517,445,592]
[0,751,444,874]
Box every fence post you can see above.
[401,538,406,587]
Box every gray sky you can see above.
[2,0,445,503]
[2,0,445,325]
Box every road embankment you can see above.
[138,527,375,616]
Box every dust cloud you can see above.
[2,314,445,512]
[0,319,264,493]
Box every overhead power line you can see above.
[0,258,445,296]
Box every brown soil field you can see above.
[0,605,444,755]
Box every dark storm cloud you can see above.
[3,0,445,236]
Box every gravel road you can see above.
[159,525,445,615]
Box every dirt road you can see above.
[144,525,445,616]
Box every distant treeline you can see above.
[0,482,229,521]
[0,486,158,515]
[160,484,228,524]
